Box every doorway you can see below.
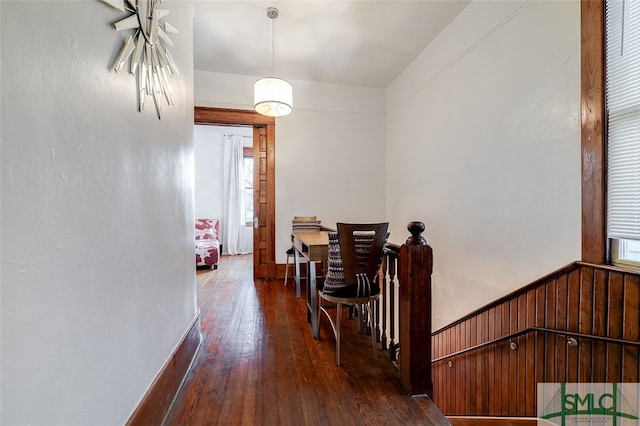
[194,107,276,279]
[194,125,254,254]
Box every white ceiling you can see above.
[193,1,471,88]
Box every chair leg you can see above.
[336,302,342,365]
[369,301,378,360]
[284,253,291,286]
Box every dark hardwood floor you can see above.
[164,254,449,425]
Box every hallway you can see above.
[164,255,448,425]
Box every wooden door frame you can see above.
[194,106,276,279]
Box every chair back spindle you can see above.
[337,222,389,286]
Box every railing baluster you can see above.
[387,246,399,363]
[379,254,388,350]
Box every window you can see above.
[243,156,254,226]
[611,238,640,266]
[606,0,640,267]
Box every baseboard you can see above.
[448,416,537,426]
[126,311,202,426]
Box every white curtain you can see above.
[223,135,251,254]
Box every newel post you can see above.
[398,221,433,396]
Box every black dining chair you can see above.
[318,222,389,365]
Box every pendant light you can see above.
[254,7,293,117]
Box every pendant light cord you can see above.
[266,7,280,77]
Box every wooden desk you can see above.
[291,231,328,338]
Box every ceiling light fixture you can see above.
[254,7,293,117]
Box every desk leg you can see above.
[306,261,311,324]
[294,248,301,299]
[309,261,319,339]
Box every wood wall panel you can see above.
[581,0,606,263]
[432,262,640,417]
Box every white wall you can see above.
[194,124,253,253]
[194,125,252,220]
[385,0,581,330]
[194,125,225,220]
[1,2,196,424]
[195,71,387,263]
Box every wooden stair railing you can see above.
[398,221,433,396]
[433,326,640,364]
[375,221,434,396]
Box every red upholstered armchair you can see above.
[195,219,220,269]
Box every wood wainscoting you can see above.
[432,262,640,417]
[126,312,202,426]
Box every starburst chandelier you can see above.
[101,0,178,120]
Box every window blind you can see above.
[606,0,640,240]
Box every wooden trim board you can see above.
[126,312,202,426]
[448,416,537,426]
